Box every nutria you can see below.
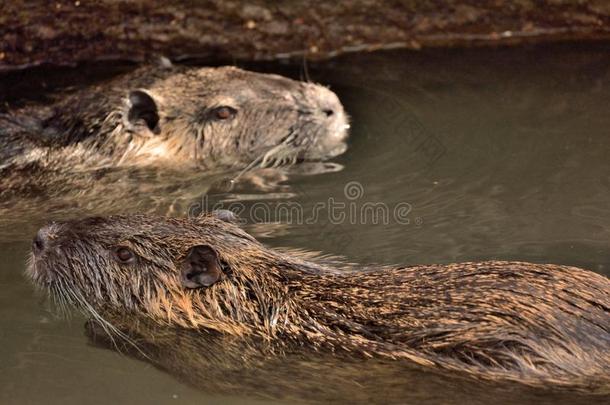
[26,214,610,393]
[0,65,348,236]
[1,65,349,172]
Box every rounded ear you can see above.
[128,90,160,133]
[180,245,224,289]
[210,209,239,224]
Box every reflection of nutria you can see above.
[27,214,610,392]
[1,65,349,172]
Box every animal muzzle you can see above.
[300,83,350,159]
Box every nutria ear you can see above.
[210,209,239,224]
[128,90,160,133]
[180,245,223,289]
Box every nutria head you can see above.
[26,213,302,334]
[40,66,349,169]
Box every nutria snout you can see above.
[27,214,610,392]
[2,66,349,172]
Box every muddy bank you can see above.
[2,0,610,70]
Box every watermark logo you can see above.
[188,180,421,227]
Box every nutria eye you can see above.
[213,106,236,120]
[114,247,135,264]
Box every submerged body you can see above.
[27,214,610,392]
[85,317,603,404]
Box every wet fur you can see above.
[1,65,348,177]
[27,215,610,392]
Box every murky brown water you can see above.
[1,43,609,404]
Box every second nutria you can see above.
[1,65,349,172]
[0,65,349,233]
[26,214,610,393]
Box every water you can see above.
[1,43,610,403]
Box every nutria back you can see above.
[27,214,610,393]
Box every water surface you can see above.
[1,43,609,404]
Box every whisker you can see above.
[65,288,151,360]
[303,55,311,83]
[229,128,303,182]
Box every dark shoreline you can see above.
[2,0,610,71]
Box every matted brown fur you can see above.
[1,65,348,173]
[27,214,610,392]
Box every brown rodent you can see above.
[27,213,610,393]
[1,65,348,172]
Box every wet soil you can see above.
[2,0,610,71]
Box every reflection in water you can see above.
[86,317,600,405]
[0,163,341,242]
[0,166,217,241]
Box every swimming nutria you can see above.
[26,214,610,393]
[1,65,349,172]
[0,65,348,235]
